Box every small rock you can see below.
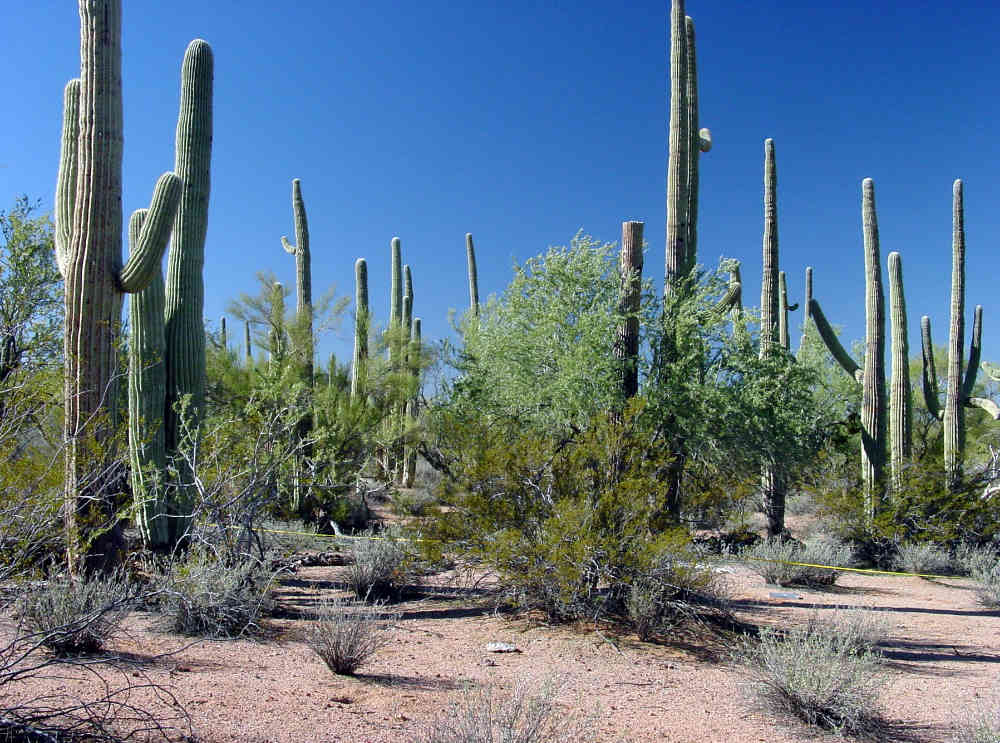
[485,642,521,653]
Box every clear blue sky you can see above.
[3,1,999,375]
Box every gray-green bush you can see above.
[736,608,890,735]
[894,542,952,576]
[742,534,853,587]
[347,527,415,601]
[303,597,399,675]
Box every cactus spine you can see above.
[351,258,369,399]
[887,252,911,495]
[466,233,480,317]
[615,222,644,401]
[810,179,887,518]
[58,0,183,570]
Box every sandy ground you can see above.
[2,556,998,743]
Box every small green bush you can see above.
[894,542,952,576]
[736,608,890,735]
[391,490,436,517]
[18,571,134,654]
[415,678,592,743]
[346,527,416,601]
[303,596,399,675]
[742,534,853,587]
[159,548,279,638]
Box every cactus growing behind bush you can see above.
[56,0,188,570]
[887,251,912,495]
[466,233,480,317]
[615,221,644,402]
[919,180,999,493]
[809,179,889,518]
[351,258,369,399]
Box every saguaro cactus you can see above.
[887,252,911,494]
[798,266,814,356]
[244,319,252,365]
[615,221,644,401]
[466,233,480,317]
[219,316,227,351]
[919,180,999,492]
[351,258,369,399]
[402,317,422,488]
[57,0,183,571]
[665,3,712,295]
[810,179,887,517]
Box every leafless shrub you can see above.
[303,596,399,675]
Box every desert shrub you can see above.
[391,490,436,517]
[158,548,279,637]
[742,534,852,587]
[303,596,399,675]
[17,571,134,654]
[952,543,998,578]
[972,562,1000,609]
[346,526,417,601]
[626,547,730,641]
[806,606,891,654]
[415,677,592,743]
[735,609,890,735]
[894,542,952,576]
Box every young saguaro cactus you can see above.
[809,179,888,518]
[57,0,183,571]
[466,233,480,317]
[919,180,999,492]
[665,1,712,295]
[615,221,644,402]
[351,258,369,399]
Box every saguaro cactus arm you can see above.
[117,173,182,292]
[809,299,863,384]
[54,79,80,278]
[466,233,480,316]
[962,305,983,399]
[920,316,943,421]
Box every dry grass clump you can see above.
[17,570,135,654]
[735,607,890,736]
[894,542,952,576]
[346,526,417,601]
[303,596,399,675]
[414,677,593,743]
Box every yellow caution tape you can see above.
[743,556,960,580]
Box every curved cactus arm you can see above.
[982,361,1000,382]
[920,316,943,421]
[715,281,741,314]
[967,397,1000,420]
[808,298,863,383]
[778,270,791,351]
[54,79,80,278]
[280,236,295,254]
[117,173,182,292]
[699,128,712,152]
[962,305,983,399]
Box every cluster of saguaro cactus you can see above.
[919,180,999,493]
[53,0,203,569]
[809,179,907,517]
[664,0,711,295]
[128,38,214,550]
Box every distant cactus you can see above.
[778,271,798,351]
[919,180,999,492]
[466,233,480,317]
[798,266,814,357]
[351,258,369,399]
[810,179,887,517]
[402,317,422,488]
[244,319,252,365]
[219,316,227,351]
[269,281,286,366]
[57,0,189,569]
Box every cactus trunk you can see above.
[244,319,252,365]
[943,180,966,491]
[887,251,911,497]
[351,258,369,399]
[59,0,182,569]
[402,318,421,488]
[860,178,887,517]
[664,0,688,295]
[615,221,644,402]
[466,233,480,317]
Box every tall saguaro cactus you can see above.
[919,180,999,492]
[57,0,183,571]
[665,1,712,295]
[759,138,788,537]
[887,252,911,494]
[810,179,888,518]
[466,233,480,317]
[351,258,369,399]
[401,317,422,488]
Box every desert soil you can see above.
[2,554,998,743]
